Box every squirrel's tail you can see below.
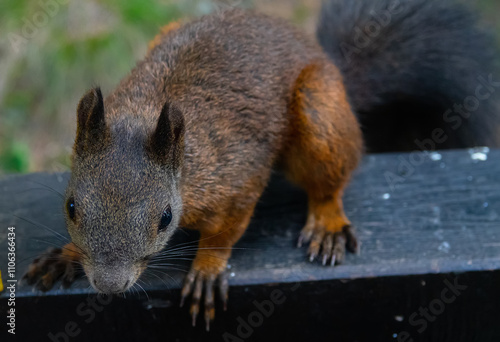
[317,0,500,152]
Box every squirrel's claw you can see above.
[219,273,229,311]
[298,225,359,266]
[321,232,346,266]
[23,246,80,291]
[181,268,227,331]
[204,275,216,330]
[343,225,360,254]
[180,269,196,307]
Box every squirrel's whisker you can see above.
[13,214,69,243]
[147,264,190,273]
[146,268,182,288]
[25,180,66,198]
[135,280,150,300]
[143,269,174,290]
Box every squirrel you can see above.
[23,0,499,329]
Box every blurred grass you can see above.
[0,0,498,174]
[0,0,185,174]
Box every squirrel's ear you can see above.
[148,101,185,168]
[75,87,107,153]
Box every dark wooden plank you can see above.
[3,272,499,342]
[1,148,499,341]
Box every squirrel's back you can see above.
[104,9,343,219]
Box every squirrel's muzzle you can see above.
[87,264,137,294]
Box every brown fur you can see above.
[283,62,362,260]
[148,21,183,52]
[25,9,363,325]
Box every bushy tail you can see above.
[317,0,500,152]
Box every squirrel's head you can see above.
[65,87,185,294]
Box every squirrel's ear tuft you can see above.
[75,87,107,154]
[148,101,185,168]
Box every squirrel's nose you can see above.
[90,267,135,293]
[92,277,131,293]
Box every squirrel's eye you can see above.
[158,206,172,232]
[67,198,76,221]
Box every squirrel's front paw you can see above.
[23,244,81,291]
[298,224,358,266]
[180,258,229,331]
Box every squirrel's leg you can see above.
[23,242,82,291]
[180,204,255,330]
[284,61,363,265]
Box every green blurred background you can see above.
[0,0,499,174]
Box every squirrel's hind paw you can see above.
[298,225,359,266]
